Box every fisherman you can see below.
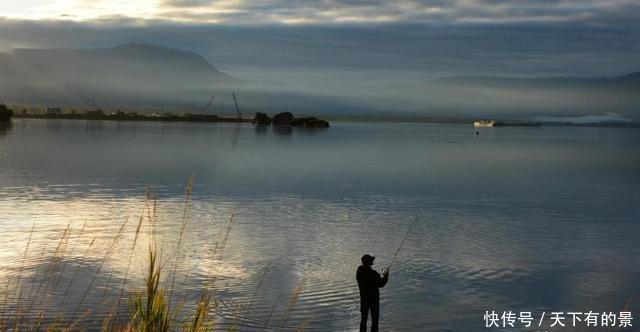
[357,254,389,332]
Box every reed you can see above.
[0,181,308,332]
[295,316,310,332]
[17,222,73,330]
[61,236,96,303]
[263,294,281,331]
[168,176,195,310]
[227,263,271,330]
[129,249,170,332]
[279,279,306,330]
[38,222,85,328]
[111,202,148,328]
[183,293,213,332]
[72,217,130,319]
[25,222,72,314]
[10,221,36,326]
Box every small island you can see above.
[253,112,330,128]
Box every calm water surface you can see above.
[0,119,639,331]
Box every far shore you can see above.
[8,110,640,128]
[14,111,252,124]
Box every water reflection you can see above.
[0,121,12,138]
[85,119,104,133]
[231,123,241,153]
[1,255,130,329]
[45,119,62,132]
[254,125,268,136]
[273,125,293,136]
[0,120,639,330]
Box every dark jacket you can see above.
[356,265,388,300]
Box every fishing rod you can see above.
[385,217,418,272]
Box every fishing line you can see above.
[386,217,418,271]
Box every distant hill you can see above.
[0,43,236,105]
[617,71,640,83]
[1,43,638,120]
[433,72,640,89]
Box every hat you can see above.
[361,254,375,263]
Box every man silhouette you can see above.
[356,254,389,332]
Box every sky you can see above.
[0,0,639,119]
[2,0,640,26]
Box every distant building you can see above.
[46,107,63,115]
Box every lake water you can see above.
[0,119,639,331]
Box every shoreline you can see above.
[9,114,640,129]
[14,113,252,123]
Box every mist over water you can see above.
[0,119,639,331]
[1,30,639,120]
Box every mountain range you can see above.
[0,43,638,121]
[0,43,235,105]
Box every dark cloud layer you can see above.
[153,0,640,26]
[1,0,638,77]
[1,17,639,77]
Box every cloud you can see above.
[1,17,638,78]
[3,0,640,26]
[162,0,215,7]
[149,0,640,25]
[0,2,639,118]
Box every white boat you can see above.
[474,120,495,127]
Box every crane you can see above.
[202,95,215,114]
[232,91,243,120]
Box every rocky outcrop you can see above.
[272,112,294,126]
[253,111,330,128]
[253,112,272,125]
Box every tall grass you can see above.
[168,175,195,308]
[279,279,305,330]
[184,293,213,332]
[111,201,147,328]
[129,249,170,332]
[0,179,308,331]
